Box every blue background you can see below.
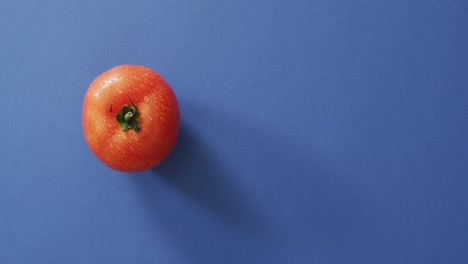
[1,0,467,263]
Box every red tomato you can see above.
[82,65,179,172]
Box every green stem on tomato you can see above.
[116,104,140,132]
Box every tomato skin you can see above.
[82,65,179,172]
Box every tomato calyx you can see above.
[116,104,141,132]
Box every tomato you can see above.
[82,65,179,172]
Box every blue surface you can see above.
[1,0,467,263]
